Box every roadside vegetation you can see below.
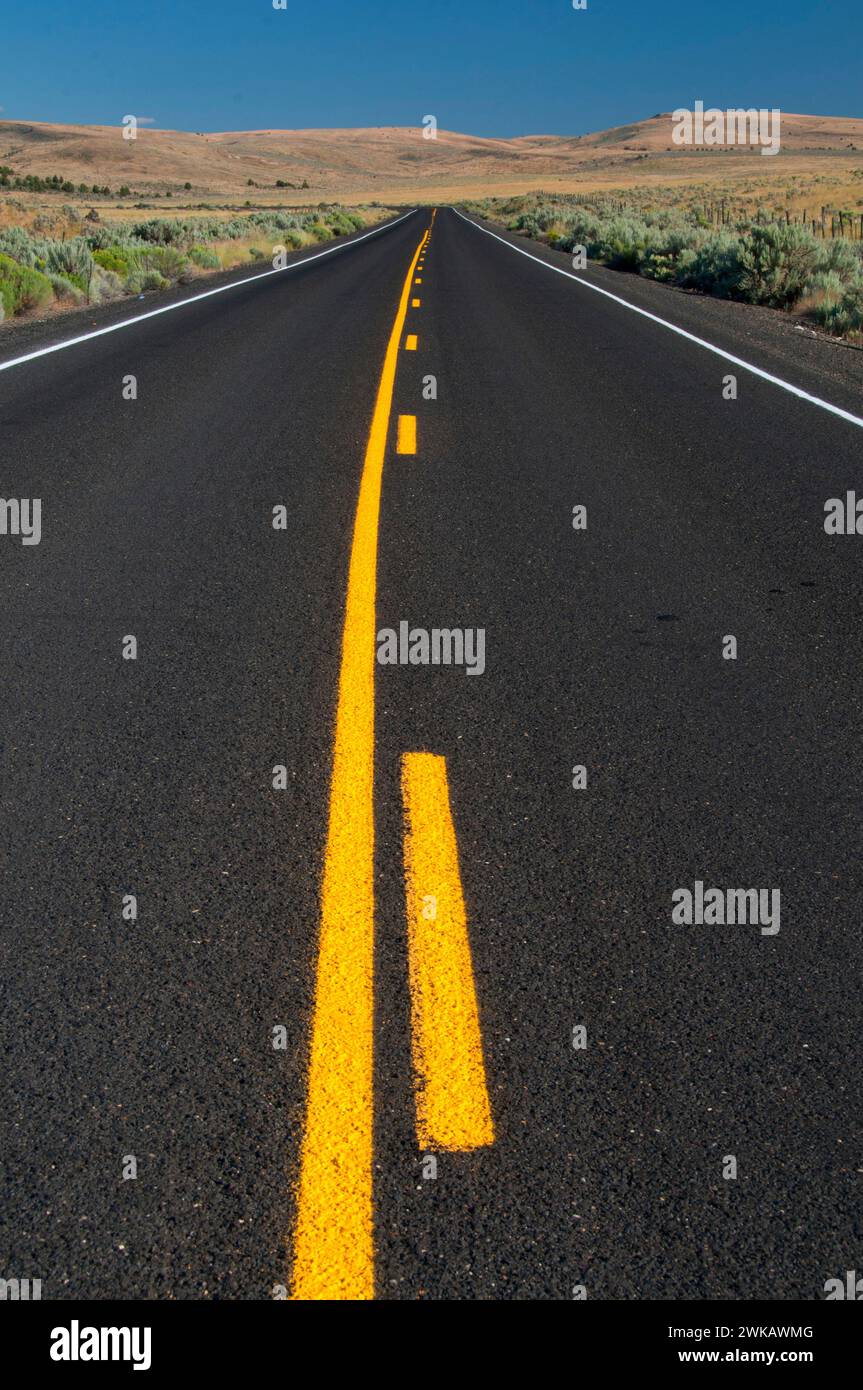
[0,167,313,198]
[463,193,863,339]
[0,204,372,324]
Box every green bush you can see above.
[94,247,131,277]
[130,218,188,245]
[813,280,863,336]
[45,237,94,283]
[640,227,700,282]
[600,215,649,271]
[0,226,40,265]
[813,238,863,278]
[89,265,124,302]
[678,232,743,298]
[328,210,364,236]
[805,269,846,306]
[126,269,169,294]
[47,272,86,304]
[188,244,220,268]
[128,245,188,279]
[84,225,116,250]
[737,223,819,308]
[0,252,54,315]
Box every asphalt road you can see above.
[1,206,861,1301]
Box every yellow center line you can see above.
[405,334,418,351]
[412,298,421,308]
[290,229,427,1302]
[401,752,495,1152]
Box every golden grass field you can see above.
[2,112,862,220]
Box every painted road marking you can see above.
[406,334,418,351]
[397,414,417,454]
[401,752,495,1151]
[452,207,863,432]
[415,277,423,284]
[0,210,420,376]
[290,230,427,1302]
[412,298,421,308]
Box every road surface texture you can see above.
[1,207,861,1301]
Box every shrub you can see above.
[515,212,543,238]
[640,248,679,282]
[126,269,169,294]
[89,265,124,302]
[129,218,187,246]
[0,226,39,266]
[737,223,819,308]
[803,269,846,307]
[45,237,94,283]
[93,247,131,277]
[0,253,54,315]
[47,272,86,304]
[812,280,863,336]
[813,238,863,278]
[678,232,744,298]
[128,245,188,279]
[640,226,700,282]
[328,210,364,236]
[188,244,220,268]
[600,215,649,271]
[82,225,114,250]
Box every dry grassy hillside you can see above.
[1,113,861,212]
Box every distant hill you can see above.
[1,113,861,204]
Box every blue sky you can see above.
[0,0,859,136]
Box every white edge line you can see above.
[452,206,863,431]
[0,209,419,374]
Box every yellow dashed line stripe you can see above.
[397,414,417,455]
[405,335,418,351]
[401,752,495,1152]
